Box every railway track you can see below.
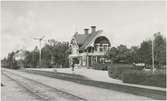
[3,73,48,101]
[2,70,86,101]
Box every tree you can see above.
[23,51,32,67]
[1,57,8,67]
[154,33,166,67]
[116,45,130,63]
[5,51,19,69]
[129,46,140,63]
[23,47,39,68]
[40,40,70,68]
[106,45,131,64]
[138,40,152,65]
[41,44,52,66]
[106,47,118,63]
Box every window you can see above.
[95,44,100,52]
[103,44,108,51]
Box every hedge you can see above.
[92,63,111,71]
[122,70,166,88]
[108,64,133,79]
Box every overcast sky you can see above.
[1,1,166,58]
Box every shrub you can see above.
[158,65,166,70]
[132,66,145,70]
[122,70,166,88]
[108,64,133,79]
[92,63,111,71]
[62,63,70,68]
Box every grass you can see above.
[122,70,166,88]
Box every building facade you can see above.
[69,26,111,68]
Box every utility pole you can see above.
[152,34,155,72]
[33,36,45,67]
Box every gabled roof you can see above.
[73,30,103,50]
[74,33,89,46]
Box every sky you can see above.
[1,1,166,59]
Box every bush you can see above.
[92,63,111,71]
[108,64,133,79]
[122,70,166,88]
[158,65,166,70]
[132,65,145,70]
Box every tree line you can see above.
[1,39,70,69]
[1,32,166,69]
[106,32,166,68]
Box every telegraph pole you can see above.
[152,34,155,72]
[33,36,45,67]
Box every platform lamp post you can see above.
[33,36,45,67]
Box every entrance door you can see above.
[88,56,92,66]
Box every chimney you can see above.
[84,28,89,34]
[91,26,96,33]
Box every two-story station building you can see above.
[69,26,111,68]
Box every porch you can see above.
[69,53,110,68]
